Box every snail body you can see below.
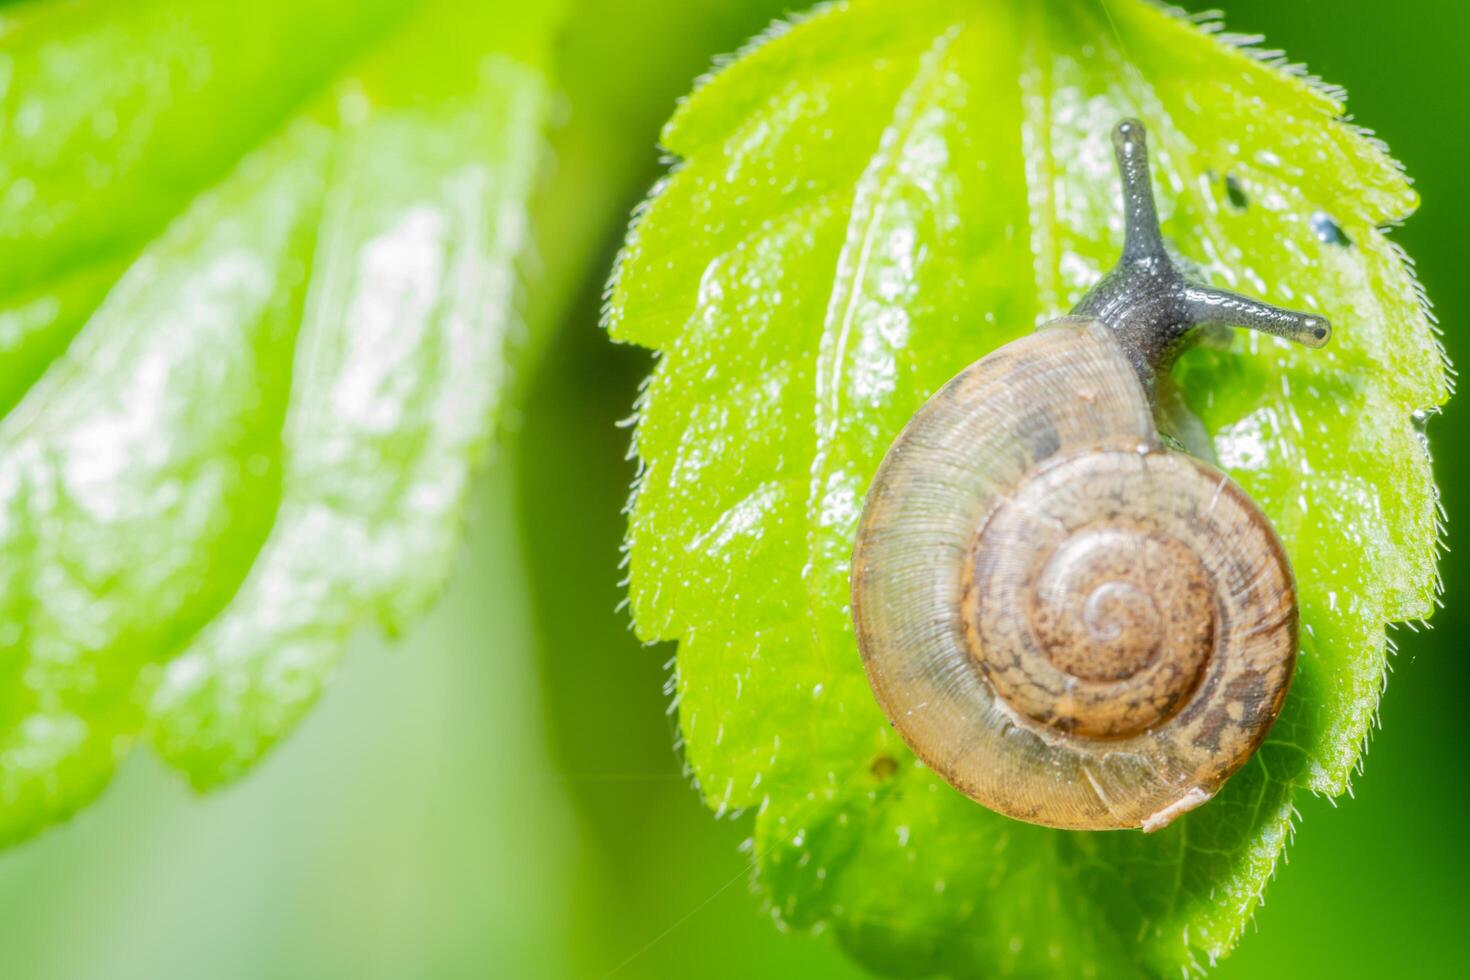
[850,121,1328,832]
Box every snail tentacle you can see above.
[1182,284,1331,347]
[1113,119,1168,265]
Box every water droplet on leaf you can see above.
[1310,211,1352,247]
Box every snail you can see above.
[850,120,1328,832]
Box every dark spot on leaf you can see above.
[1310,211,1352,246]
[870,755,899,779]
[1225,174,1249,210]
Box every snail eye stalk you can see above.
[1112,119,1168,266]
[1182,284,1331,348]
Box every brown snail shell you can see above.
[850,121,1328,832]
[852,318,1296,830]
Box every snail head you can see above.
[1072,119,1331,393]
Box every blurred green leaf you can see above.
[607,0,1446,975]
[0,0,560,844]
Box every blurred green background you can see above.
[0,0,1463,977]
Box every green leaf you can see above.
[0,0,560,844]
[607,0,1446,974]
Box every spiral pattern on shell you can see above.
[850,319,1297,832]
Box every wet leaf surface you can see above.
[0,0,559,842]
